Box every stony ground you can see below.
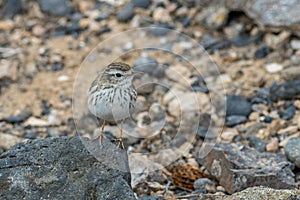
[0,0,300,199]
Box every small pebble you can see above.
[265,63,283,73]
[282,105,296,120]
[248,136,266,152]
[1,110,32,123]
[131,0,151,9]
[254,46,271,59]
[291,39,300,50]
[266,138,279,152]
[194,178,216,194]
[58,75,69,82]
[259,116,273,123]
[221,131,238,142]
[285,138,300,168]
[249,112,259,121]
[226,95,252,117]
[117,3,134,22]
[226,115,247,127]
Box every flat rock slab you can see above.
[197,143,296,194]
[0,136,136,200]
[196,187,299,200]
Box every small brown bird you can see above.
[88,62,139,148]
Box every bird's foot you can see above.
[92,134,108,148]
[114,137,125,149]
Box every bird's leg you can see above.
[99,120,107,147]
[116,120,125,149]
[93,120,107,147]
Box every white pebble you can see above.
[265,63,283,73]
[58,75,69,82]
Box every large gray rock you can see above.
[207,0,300,30]
[38,0,72,16]
[196,143,297,194]
[0,136,136,200]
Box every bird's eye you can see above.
[115,73,122,77]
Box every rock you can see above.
[226,115,247,127]
[254,45,271,59]
[281,66,300,81]
[0,136,136,199]
[285,138,300,168]
[23,131,38,139]
[266,138,279,152]
[291,39,300,50]
[197,6,229,29]
[130,155,166,188]
[2,0,23,18]
[133,56,159,75]
[134,74,155,94]
[58,75,69,82]
[1,110,32,123]
[0,60,18,81]
[32,25,46,37]
[223,187,299,200]
[152,149,178,167]
[249,112,259,121]
[149,24,172,36]
[270,80,300,101]
[117,3,135,22]
[0,134,24,150]
[152,7,172,23]
[282,105,296,120]
[264,31,291,49]
[261,116,273,123]
[168,92,200,117]
[248,136,267,152]
[278,126,298,135]
[38,0,72,16]
[196,142,297,194]
[226,95,252,117]
[24,117,49,127]
[0,20,14,31]
[131,0,151,9]
[221,131,238,142]
[215,0,300,29]
[137,196,164,200]
[265,63,283,73]
[165,65,191,83]
[231,33,261,47]
[194,178,216,194]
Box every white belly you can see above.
[88,87,135,122]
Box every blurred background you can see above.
[0,0,300,198]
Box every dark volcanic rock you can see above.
[226,95,252,117]
[0,136,136,200]
[285,138,300,168]
[117,3,135,22]
[2,0,23,18]
[1,110,32,123]
[131,0,151,9]
[38,0,72,16]
[270,80,300,101]
[196,143,296,194]
[226,115,247,127]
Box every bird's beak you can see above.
[130,71,143,76]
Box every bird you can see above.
[88,62,139,148]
